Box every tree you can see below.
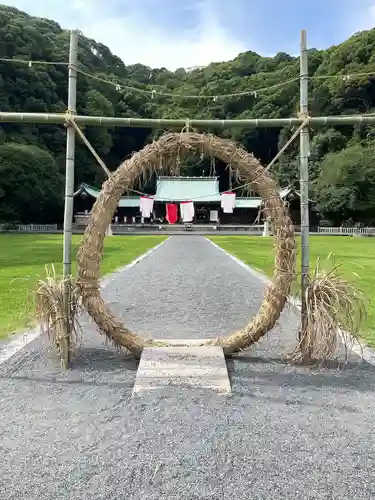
[314,142,375,225]
[0,143,64,223]
[2,4,375,224]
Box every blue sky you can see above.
[3,0,375,68]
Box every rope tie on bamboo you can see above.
[176,118,192,175]
[180,118,196,135]
[64,109,75,128]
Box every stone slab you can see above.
[155,338,210,345]
[133,344,231,395]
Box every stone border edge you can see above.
[0,236,170,366]
[205,237,375,366]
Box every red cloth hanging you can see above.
[166,203,178,224]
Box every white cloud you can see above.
[2,0,249,69]
[362,3,375,29]
[6,0,375,70]
[341,1,375,34]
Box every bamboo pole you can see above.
[61,30,78,370]
[63,30,78,278]
[299,30,311,351]
[1,112,375,128]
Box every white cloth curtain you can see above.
[220,192,236,213]
[180,201,195,222]
[140,196,154,218]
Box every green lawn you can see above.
[0,234,166,338]
[209,235,375,347]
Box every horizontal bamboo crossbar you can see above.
[1,112,374,128]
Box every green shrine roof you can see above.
[155,176,220,202]
[74,183,140,207]
[74,179,294,209]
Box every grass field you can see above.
[0,234,166,338]
[209,235,375,347]
[2,233,374,348]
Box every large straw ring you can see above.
[76,132,296,356]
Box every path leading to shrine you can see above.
[0,236,374,500]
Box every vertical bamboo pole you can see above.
[299,30,311,346]
[61,30,78,369]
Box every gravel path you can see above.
[1,236,375,500]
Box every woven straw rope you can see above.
[76,132,296,356]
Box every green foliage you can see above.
[314,142,375,225]
[1,5,375,223]
[0,142,63,223]
[0,234,167,336]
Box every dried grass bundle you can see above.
[291,256,367,364]
[35,265,82,368]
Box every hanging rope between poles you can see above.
[63,114,310,201]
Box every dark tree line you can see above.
[1,5,375,224]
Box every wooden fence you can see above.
[0,224,58,232]
[1,223,374,236]
[317,226,375,235]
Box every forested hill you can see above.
[1,4,375,225]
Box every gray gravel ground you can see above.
[1,236,375,500]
